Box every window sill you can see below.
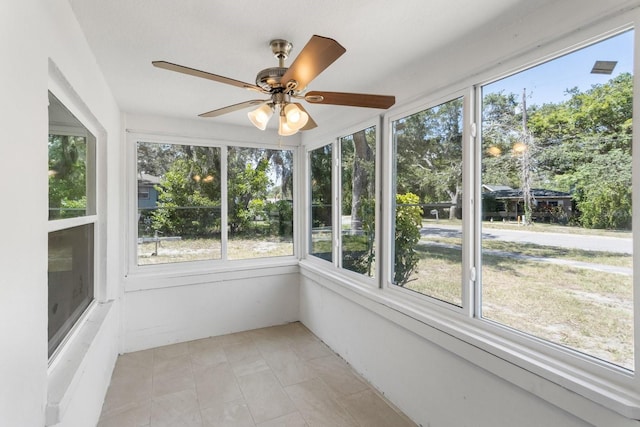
[299,261,640,424]
[46,301,113,426]
[124,257,300,292]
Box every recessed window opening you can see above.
[48,91,97,358]
[136,141,294,265]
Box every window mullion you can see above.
[333,140,341,269]
[220,145,228,261]
[462,88,476,317]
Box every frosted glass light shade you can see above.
[278,115,298,136]
[248,104,273,130]
[284,103,309,130]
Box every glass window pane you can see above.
[48,92,95,220]
[310,144,333,262]
[227,147,294,260]
[48,224,94,357]
[136,142,222,265]
[340,127,376,277]
[480,30,634,369]
[393,98,464,306]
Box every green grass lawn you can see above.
[402,241,633,370]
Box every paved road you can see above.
[422,223,632,254]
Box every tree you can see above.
[483,73,633,229]
[395,98,464,219]
[227,147,271,234]
[528,73,633,228]
[310,144,333,228]
[558,149,632,229]
[48,135,87,219]
[481,91,523,189]
[151,152,221,237]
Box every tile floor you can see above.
[98,322,416,427]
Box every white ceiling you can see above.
[69,0,550,130]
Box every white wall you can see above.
[0,1,121,426]
[300,273,639,427]
[123,269,300,352]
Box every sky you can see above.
[483,30,634,107]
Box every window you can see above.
[227,147,294,260]
[48,91,96,358]
[480,30,634,370]
[308,126,378,277]
[309,144,333,262]
[392,98,464,306]
[136,141,294,265]
[339,127,377,277]
[136,141,222,265]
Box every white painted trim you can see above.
[124,261,299,292]
[46,301,113,426]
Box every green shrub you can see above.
[394,193,423,286]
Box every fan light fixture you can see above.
[153,35,396,136]
[248,101,309,136]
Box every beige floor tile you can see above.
[257,412,309,427]
[195,362,243,408]
[223,340,261,363]
[153,368,196,398]
[220,330,255,346]
[289,339,332,361]
[236,369,298,424]
[98,400,151,427]
[342,389,416,427]
[308,355,368,397]
[252,334,293,355]
[154,353,193,376]
[230,356,270,377]
[188,336,225,353]
[101,376,153,417]
[284,378,359,427]
[191,345,228,368]
[272,360,318,388]
[150,389,200,426]
[200,399,256,427]
[154,342,190,362]
[112,350,154,381]
[261,348,300,371]
[256,411,308,427]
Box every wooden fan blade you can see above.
[280,35,346,91]
[294,103,317,131]
[153,61,263,92]
[199,100,266,118]
[305,91,395,109]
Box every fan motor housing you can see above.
[256,67,287,91]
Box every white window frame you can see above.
[303,119,381,287]
[385,90,472,312]
[47,90,101,363]
[126,132,299,279]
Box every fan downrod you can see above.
[270,39,292,67]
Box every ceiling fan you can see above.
[152,35,395,136]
